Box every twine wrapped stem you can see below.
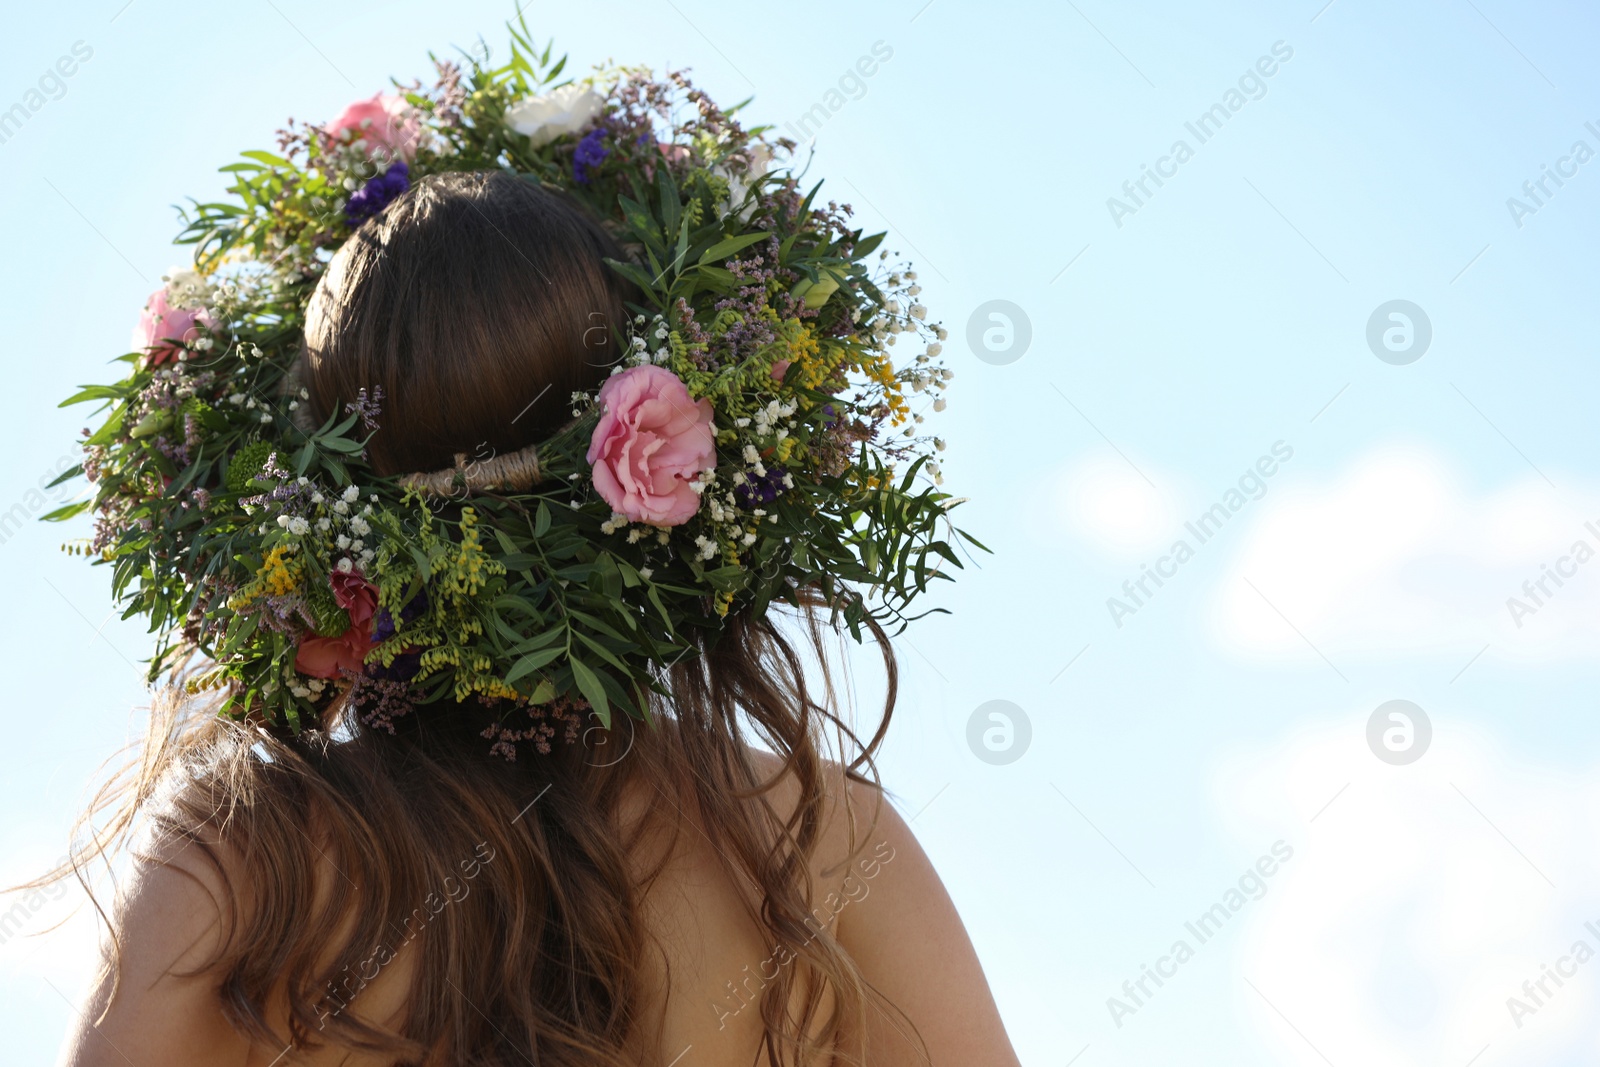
[398,442,544,497]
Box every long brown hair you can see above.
[47,170,913,1066]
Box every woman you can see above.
[49,46,1018,1067]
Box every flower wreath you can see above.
[53,18,976,746]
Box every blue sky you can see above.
[4,1,1600,1064]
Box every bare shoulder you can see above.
[743,746,888,885]
[57,826,253,1067]
[58,805,413,1067]
[747,749,1023,1067]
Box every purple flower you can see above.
[573,128,610,184]
[734,464,787,506]
[344,385,385,431]
[367,649,422,682]
[372,588,428,643]
[344,161,410,227]
[368,588,428,681]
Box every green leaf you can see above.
[696,266,737,288]
[574,631,631,673]
[698,231,769,265]
[492,527,520,557]
[509,626,565,654]
[604,257,663,298]
[241,149,292,167]
[506,644,565,683]
[318,436,366,455]
[853,230,887,259]
[46,465,83,490]
[59,384,129,408]
[569,657,611,728]
[40,500,91,523]
[618,195,661,247]
[657,167,682,242]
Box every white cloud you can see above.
[1209,442,1600,663]
[1047,451,1178,559]
[1216,717,1600,1065]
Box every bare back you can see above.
[58,752,1020,1067]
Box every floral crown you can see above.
[53,19,974,748]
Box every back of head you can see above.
[49,43,965,1067]
[100,170,894,1067]
[303,169,630,473]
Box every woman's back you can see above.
[62,745,1017,1067]
[47,46,1019,1065]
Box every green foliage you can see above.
[54,17,980,733]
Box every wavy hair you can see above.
[32,169,922,1067]
[50,593,902,1066]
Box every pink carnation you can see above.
[294,571,380,679]
[132,288,214,367]
[324,93,420,162]
[586,365,715,527]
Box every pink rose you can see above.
[770,359,791,381]
[133,288,214,367]
[586,365,716,527]
[324,93,420,162]
[294,571,380,679]
[657,140,693,167]
[330,569,379,627]
[294,627,371,679]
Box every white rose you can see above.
[162,266,212,309]
[717,144,775,221]
[505,84,605,147]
